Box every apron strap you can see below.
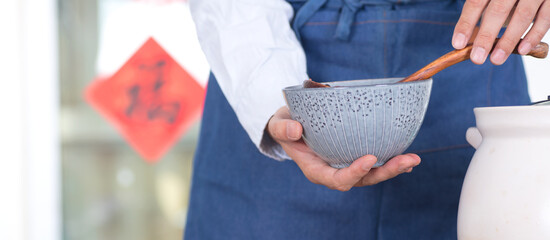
[292,0,372,42]
[292,0,328,41]
[334,0,363,40]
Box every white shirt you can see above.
[189,0,308,160]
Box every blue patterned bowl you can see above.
[283,78,432,168]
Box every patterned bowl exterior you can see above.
[283,78,432,168]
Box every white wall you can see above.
[0,0,60,240]
[524,34,550,102]
[0,0,26,239]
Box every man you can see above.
[185,0,548,239]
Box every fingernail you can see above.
[362,159,374,171]
[362,162,371,171]
[453,33,467,49]
[471,47,487,64]
[405,167,413,173]
[491,48,506,65]
[286,122,300,140]
[519,42,532,55]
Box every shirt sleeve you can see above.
[189,0,308,160]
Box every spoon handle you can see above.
[399,40,549,83]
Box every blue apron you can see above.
[184,0,530,239]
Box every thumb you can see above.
[267,109,303,143]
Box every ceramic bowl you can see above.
[283,78,432,168]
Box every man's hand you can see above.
[267,107,421,192]
[452,0,550,65]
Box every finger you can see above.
[471,0,517,64]
[357,153,421,186]
[491,0,543,64]
[326,155,378,191]
[290,141,337,185]
[453,0,489,49]
[292,152,376,191]
[267,107,303,142]
[518,0,550,55]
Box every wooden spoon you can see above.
[399,40,548,83]
[303,39,549,88]
[303,79,331,88]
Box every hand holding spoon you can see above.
[303,39,548,88]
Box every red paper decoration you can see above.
[86,37,205,162]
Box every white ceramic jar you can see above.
[457,105,550,239]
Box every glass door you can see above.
[59,0,207,239]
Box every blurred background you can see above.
[1,0,549,240]
[2,0,209,239]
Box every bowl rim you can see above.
[283,77,433,92]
